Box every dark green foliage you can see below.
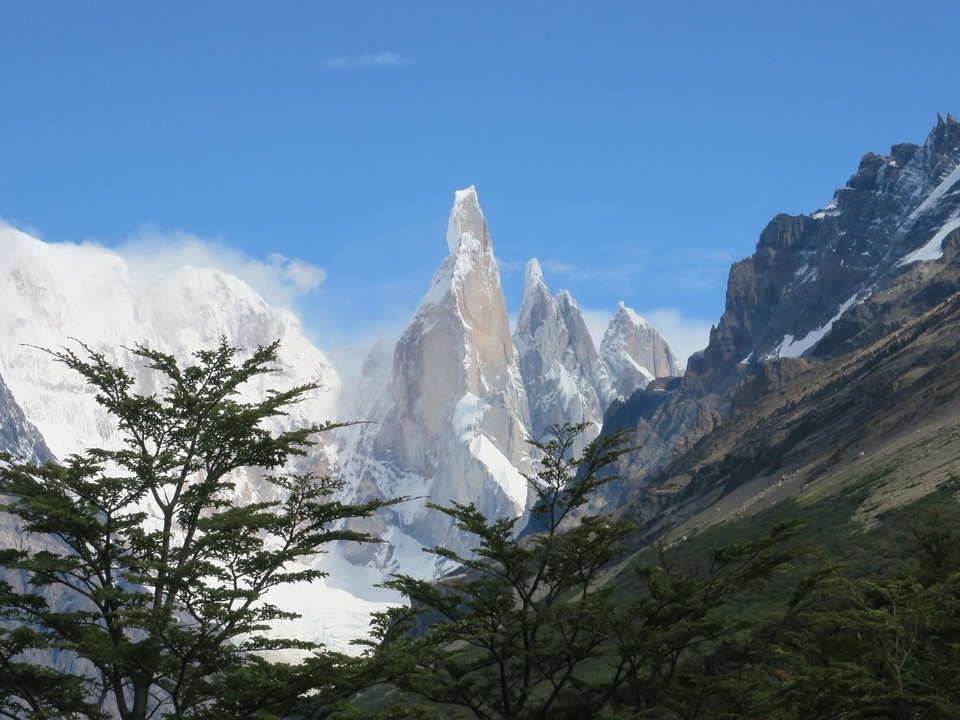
[603,519,818,718]
[0,577,96,719]
[368,424,636,720]
[361,431,960,719]
[758,507,960,720]
[603,485,960,719]
[0,340,398,720]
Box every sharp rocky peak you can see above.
[600,302,681,400]
[339,185,532,577]
[446,185,491,256]
[525,257,545,285]
[513,264,607,452]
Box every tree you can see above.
[364,421,820,720]
[368,423,636,720]
[757,508,960,720]
[0,339,397,719]
[0,575,95,719]
[605,519,818,718]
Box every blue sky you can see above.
[1,2,958,364]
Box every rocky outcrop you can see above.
[340,187,534,576]
[0,371,51,463]
[514,259,609,450]
[600,302,682,401]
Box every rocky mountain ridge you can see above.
[608,113,960,539]
[0,371,51,465]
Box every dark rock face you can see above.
[0,371,52,463]
[614,114,960,511]
[696,113,960,376]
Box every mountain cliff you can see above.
[514,259,609,451]
[611,113,960,537]
[0,371,51,464]
[339,187,535,575]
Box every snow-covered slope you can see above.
[0,222,338,462]
[0,221,394,653]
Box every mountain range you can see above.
[600,112,960,540]
[0,186,679,650]
[2,114,960,655]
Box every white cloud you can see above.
[115,226,327,313]
[323,52,413,70]
[541,259,576,276]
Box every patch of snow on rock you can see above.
[771,293,860,359]
[897,216,960,267]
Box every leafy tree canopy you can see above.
[0,339,399,720]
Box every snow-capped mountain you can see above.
[0,222,339,465]
[337,188,684,577]
[514,259,609,451]
[0,221,399,654]
[600,301,683,401]
[339,187,535,576]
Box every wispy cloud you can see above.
[323,52,413,70]
[540,259,645,286]
[541,259,576,276]
[116,226,327,313]
[538,248,734,293]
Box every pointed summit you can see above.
[513,267,608,449]
[340,188,532,576]
[525,257,545,284]
[446,185,490,256]
[600,302,682,400]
